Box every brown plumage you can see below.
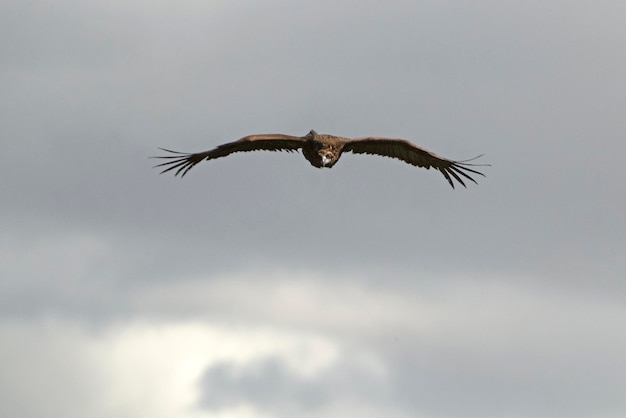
[153,130,488,188]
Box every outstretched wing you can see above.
[344,137,488,188]
[153,134,306,177]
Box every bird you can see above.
[153,130,488,188]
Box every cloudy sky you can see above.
[1,1,625,417]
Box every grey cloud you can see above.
[196,321,626,418]
[384,343,626,418]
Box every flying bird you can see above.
[153,130,488,188]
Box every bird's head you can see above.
[319,147,337,168]
[308,129,319,138]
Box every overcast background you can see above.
[1,1,625,417]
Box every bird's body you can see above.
[301,132,345,168]
[154,130,488,188]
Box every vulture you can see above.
[154,130,488,188]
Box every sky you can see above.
[1,0,625,417]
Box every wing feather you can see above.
[344,137,489,188]
[152,134,306,177]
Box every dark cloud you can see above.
[199,357,332,411]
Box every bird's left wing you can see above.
[153,134,306,177]
[344,137,488,188]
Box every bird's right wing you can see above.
[153,134,307,177]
